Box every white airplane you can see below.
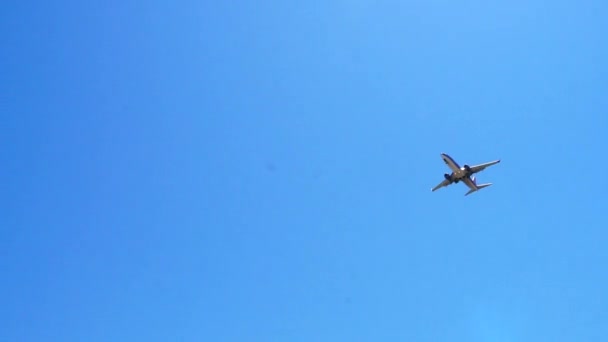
[431,153,501,196]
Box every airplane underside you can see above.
[432,153,500,196]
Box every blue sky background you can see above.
[2,0,608,341]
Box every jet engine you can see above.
[464,164,471,172]
[444,173,451,181]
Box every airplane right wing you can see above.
[431,178,452,192]
[469,160,501,174]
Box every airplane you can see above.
[431,153,501,196]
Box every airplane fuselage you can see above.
[441,153,472,181]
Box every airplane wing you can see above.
[468,160,500,174]
[431,178,452,191]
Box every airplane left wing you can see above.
[469,160,501,174]
[431,178,451,192]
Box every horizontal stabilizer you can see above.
[464,183,492,196]
[476,183,492,189]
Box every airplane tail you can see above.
[476,183,492,189]
[465,177,492,196]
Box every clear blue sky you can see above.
[2,0,608,341]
